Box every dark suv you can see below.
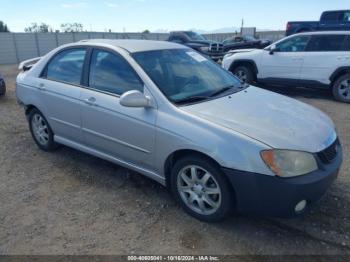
[167,31,225,61]
[0,75,6,96]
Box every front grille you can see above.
[317,139,340,164]
[209,43,224,53]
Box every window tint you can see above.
[235,37,243,43]
[307,35,345,52]
[46,49,86,85]
[276,36,310,52]
[343,12,350,22]
[89,49,143,95]
[170,36,184,43]
[342,36,350,51]
[322,12,340,22]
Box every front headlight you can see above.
[261,150,318,178]
[199,46,209,52]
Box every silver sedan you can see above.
[16,40,342,222]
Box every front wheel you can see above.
[332,73,350,103]
[233,66,254,84]
[171,156,234,222]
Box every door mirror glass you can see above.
[120,90,151,108]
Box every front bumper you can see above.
[222,145,343,218]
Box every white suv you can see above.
[222,32,350,103]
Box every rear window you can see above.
[307,35,345,52]
[45,49,86,85]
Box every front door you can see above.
[80,48,157,170]
[259,35,310,83]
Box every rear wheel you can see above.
[332,73,350,103]
[28,108,58,151]
[171,155,233,222]
[233,66,254,84]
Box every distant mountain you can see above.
[152,27,241,34]
[152,27,272,34]
[190,27,242,34]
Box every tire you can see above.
[170,155,234,222]
[332,73,350,103]
[0,82,6,96]
[233,66,254,84]
[28,108,58,151]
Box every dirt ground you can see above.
[0,64,349,255]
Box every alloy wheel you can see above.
[337,78,350,101]
[235,69,247,82]
[31,114,49,146]
[177,165,222,216]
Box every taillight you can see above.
[286,23,292,31]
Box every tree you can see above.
[61,23,84,33]
[142,29,150,34]
[0,21,10,32]
[24,23,52,33]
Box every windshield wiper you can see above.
[209,86,235,98]
[173,96,209,105]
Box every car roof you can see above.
[296,31,350,36]
[77,39,185,53]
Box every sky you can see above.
[0,0,350,33]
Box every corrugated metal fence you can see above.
[0,31,285,64]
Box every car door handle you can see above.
[38,83,46,91]
[84,97,97,106]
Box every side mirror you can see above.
[120,90,151,108]
[269,44,278,55]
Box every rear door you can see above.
[39,48,87,143]
[301,35,347,85]
[80,48,157,170]
[259,35,310,83]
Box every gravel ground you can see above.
[0,64,349,255]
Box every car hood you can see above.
[227,48,259,54]
[181,86,336,153]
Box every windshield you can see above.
[186,32,207,41]
[132,49,243,105]
[244,35,257,41]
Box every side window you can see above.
[45,49,86,85]
[171,36,184,43]
[89,49,143,95]
[235,37,243,43]
[275,36,310,52]
[321,12,340,22]
[343,12,350,22]
[307,35,345,52]
[341,36,350,51]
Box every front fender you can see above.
[154,108,274,178]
